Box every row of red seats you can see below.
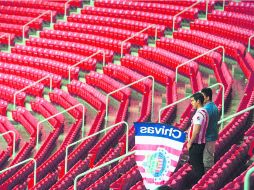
[26,37,114,63]
[149,0,215,12]
[67,14,166,38]
[49,88,85,119]
[28,119,84,186]
[40,29,131,54]
[0,73,44,97]
[157,37,222,68]
[0,84,25,106]
[67,80,106,110]
[193,137,253,190]
[54,21,148,46]
[129,180,146,190]
[85,71,131,101]
[167,163,192,189]
[109,165,142,190]
[0,115,21,142]
[0,62,62,88]
[11,45,97,71]
[57,110,105,179]
[0,14,43,30]
[208,10,254,31]
[244,124,254,137]
[225,1,254,16]
[103,63,152,94]
[0,6,57,22]
[138,46,199,77]
[0,0,70,15]
[0,100,7,115]
[81,6,183,28]
[0,123,14,147]
[121,54,175,85]
[0,32,15,45]
[221,159,254,189]
[31,97,65,129]
[30,171,58,190]
[0,52,79,79]
[85,154,136,190]
[0,23,29,37]
[190,19,254,47]
[173,29,252,79]
[94,0,198,20]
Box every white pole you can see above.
[13,75,53,109]
[68,50,105,83]
[105,76,154,128]
[36,103,85,150]
[64,121,129,174]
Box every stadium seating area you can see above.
[0,0,253,189]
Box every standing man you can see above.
[201,87,219,172]
[188,92,209,183]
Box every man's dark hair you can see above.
[191,92,204,105]
[201,87,213,101]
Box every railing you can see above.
[13,75,53,109]
[244,167,254,190]
[120,24,158,57]
[73,150,135,190]
[36,103,85,150]
[68,50,105,83]
[65,121,129,174]
[172,0,202,33]
[0,158,37,186]
[105,75,154,128]
[22,10,53,40]
[65,0,72,19]
[0,34,11,51]
[0,131,16,159]
[158,83,225,128]
[248,34,254,52]
[175,46,225,83]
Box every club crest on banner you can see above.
[134,122,186,189]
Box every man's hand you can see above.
[187,141,192,151]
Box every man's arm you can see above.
[187,124,201,150]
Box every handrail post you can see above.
[105,76,154,128]
[64,0,72,19]
[36,103,85,150]
[120,24,157,58]
[73,151,135,190]
[65,121,129,174]
[158,83,225,127]
[68,50,105,83]
[0,158,37,186]
[244,167,254,190]
[172,0,202,33]
[248,34,254,52]
[175,46,225,83]
[0,131,16,159]
[22,10,52,40]
[13,75,52,110]
[0,34,11,51]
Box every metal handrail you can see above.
[172,0,202,33]
[13,75,52,109]
[105,75,154,128]
[248,34,254,52]
[65,0,72,19]
[176,46,225,83]
[158,83,225,128]
[65,121,129,174]
[244,167,254,190]
[68,50,105,83]
[22,10,53,40]
[0,34,11,51]
[120,24,157,57]
[0,131,16,159]
[0,158,37,186]
[36,103,85,150]
[73,151,135,190]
